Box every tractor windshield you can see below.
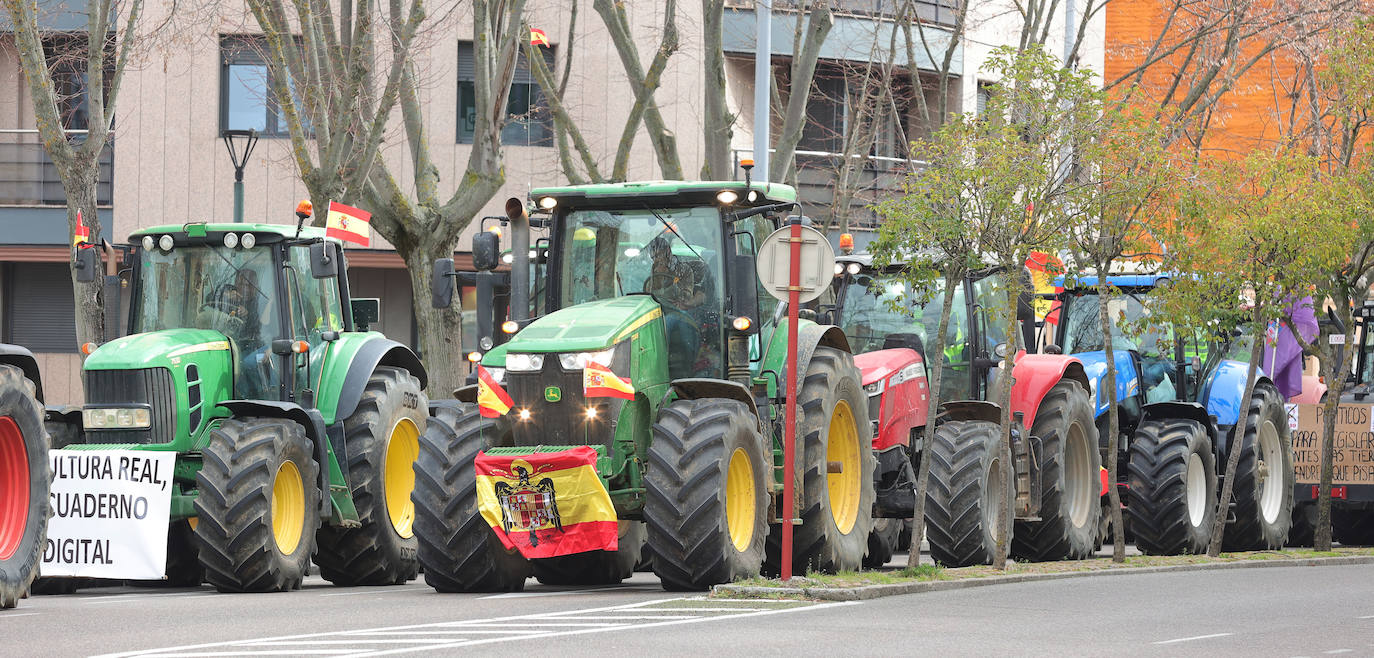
[837,271,939,354]
[1060,290,1173,357]
[559,206,724,378]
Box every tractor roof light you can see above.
[834,263,844,276]
[479,336,494,350]
[846,262,861,275]
[223,232,239,249]
[158,235,174,252]
[538,196,558,210]
[502,320,520,334]
[839,232,855,253]
[467,351,482,363]
[716,190,739,205]
[295,199,313,219]
[747,190,758,202]
[241,232,256,249]
[141,235,155,251]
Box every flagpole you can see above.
[753,0,771,182]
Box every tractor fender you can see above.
[941,400,1003,424]
[1010,354,1090,429]
[668,378,760,424]
[794,323,852,378]
[1199,359,1273,427]
[332,339,427,422]
[0,343,43,402]
[1140,400,1215,440]
[218,400,331,518]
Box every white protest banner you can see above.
[42,450,174,579]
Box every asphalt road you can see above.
[4,559,1371,657]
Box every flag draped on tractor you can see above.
[583,362,633,400]
[325,201,372,246]
[474,446,618,558]
[476,365,513,418]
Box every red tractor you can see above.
[829,254,1102,567]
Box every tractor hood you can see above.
[507,296,661,353]
[854,348,921,387]
[85,328,234,370]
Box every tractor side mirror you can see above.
[730,252,759,329]
[472,231,500,272]
[431,258,455,308]
[309,242,337,279]
[74,247,100,283]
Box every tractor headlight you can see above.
[141,235,155,251]
[559,348,616,371]
[488,367,506,384]
[82,407,152,430]
[223,232,239,249]
[158,235,174,251]
[506,353,544,372]
[864,379,885,396]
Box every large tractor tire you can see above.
[1012,381,1101,562]
[1286,502,1316,548]
[1223,383,1294,551]
[532,522,645,586]
[0,364,48,609]
[766,347,874,575]
[194,417,321,593]
[864,519,903,568]
[647,399,769,591]
[1333,508,1374,546]
[924,420,1006,567]
[412,401,529,592]
[1126,418,1216,555]
[315,367,426,586]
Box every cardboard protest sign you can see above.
[1291,403,1374,486]
[42,450,174,579]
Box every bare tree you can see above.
[247,0,529,396]
[3,0,153,344]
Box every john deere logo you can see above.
[544,386,561,402]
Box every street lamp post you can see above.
[222,129,259,223]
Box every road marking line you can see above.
[436,622,628,628]
[346,631,550,636]
[1358,615,1374,619]
[621,607,769,612]
[477,585,623,599]
[84,592,208,604]
[1153,633,1233,645]
[0,612,39,619]
[138,651,355,657]
[526,614,699,620]
[320,586,430,598]
[1323,650,1353,654]
[245,640,459,645]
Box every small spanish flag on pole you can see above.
[477,365,514,418]
[530,27,550,47]
[584,362,634,400]
[325,201,372,247]
[73,209,90,247]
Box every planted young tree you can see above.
[1064,107,1174,562]
[2,0,156,343]
[245,0,528,395]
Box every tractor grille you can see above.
[84,368,177,445]
[506,358,624,452]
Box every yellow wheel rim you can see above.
[827,400,861,535]
[384,417,421,539]
[725,447,756,552]
[271,460,305,555]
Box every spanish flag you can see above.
[73,209,89,247]
[325,201,371,247]
[477,365,513,418]
[584,361,633,400]
[475,446,618,558]
[530,27,550,47]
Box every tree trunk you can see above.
[400,240,466,400]
[770,1,833,183]
[66,170,106,345]
[1315,349,1340,551]
[1207,305,1265,556]
[1097,275,1125,562]
[906,269,960,569]
[994,272,1021,570]
[701,0,732,179]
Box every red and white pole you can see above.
[781,217,802,582]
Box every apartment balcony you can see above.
[0,130,113,246]
[734,148,922,234]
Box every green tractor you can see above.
[423,182,873,591]
[47,218,430,592]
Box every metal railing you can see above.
[724,0,963,27]
[732,148,925,230]
[0,129,114,206]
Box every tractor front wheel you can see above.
[194,417,321,592]
[412,401,530,592]
[316,367,427,586]
[646,399,769,591]
[1224,383,1294,551]
[0,364,48,609]
[924,420,1005,567]
[1126,418,1216,555]
[1012,380,1101,562]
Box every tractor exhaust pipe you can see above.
[505,198,531,324]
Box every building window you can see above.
[457,42,554,146]
[220,35,305,137]
[976,80,995,116]
[42,34,114,132]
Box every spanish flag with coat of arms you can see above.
[325,201,371,247]
[475,446,618,558]
[583,361,633,400]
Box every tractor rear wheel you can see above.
[195,417,321,592]
[0,364,48,609]
[412,401,530,592]
[1126,418,1215,555]
[646,399,769,591]
[1333,508,1374,546]
[766,347,874,575]
[532,522,645,586]
[924,420,1005,567]
[1012,381,1101,562]
[316,367,426,586]
[1223,383,1294,551]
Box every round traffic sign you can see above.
[755,224,836,304]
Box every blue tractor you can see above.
[1050,274,1294,554]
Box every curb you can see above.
[712,555,1374,601]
